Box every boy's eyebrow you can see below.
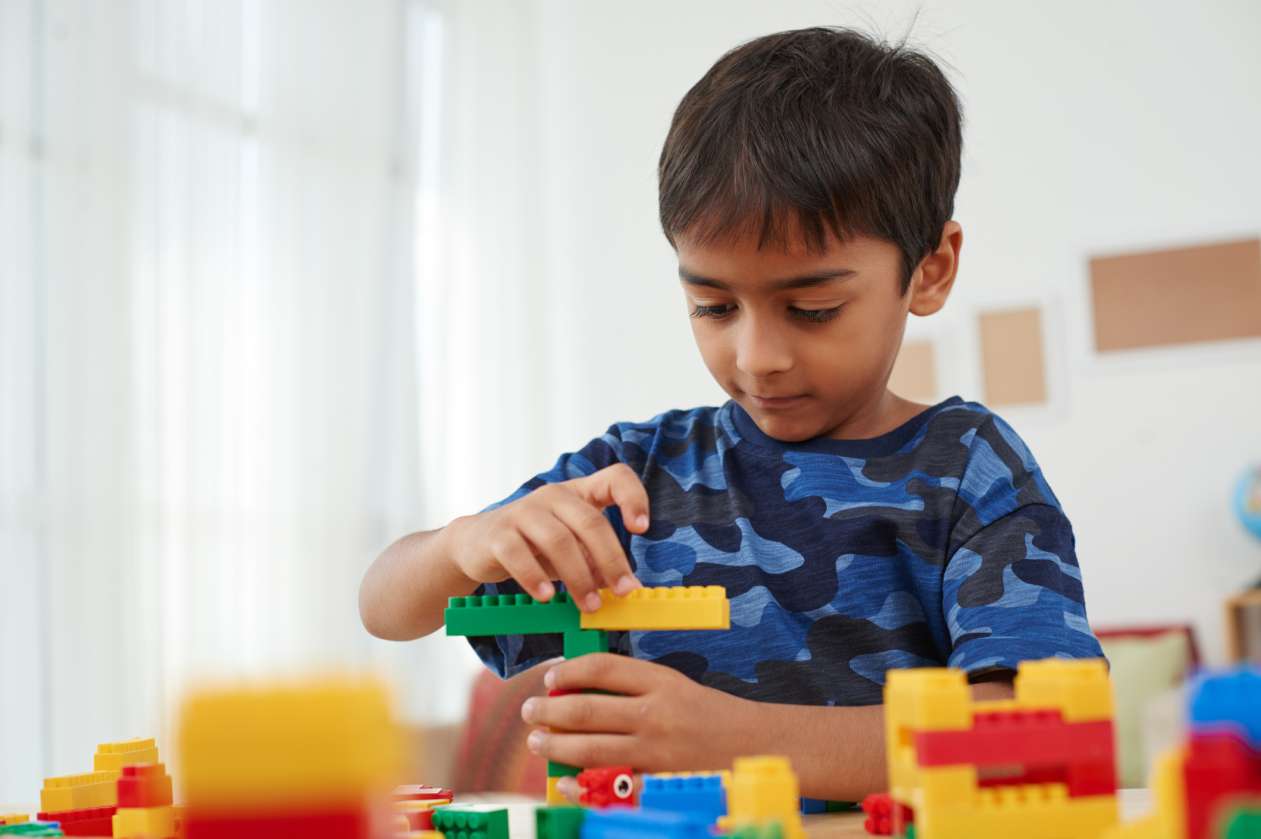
[678,267,857,290]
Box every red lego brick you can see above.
[1182,731,1261,839]
[860,793,912,836]
[577,767,637,808]
[391,785,453,801]
[35,805,116,835]
[403,808,434,830]
[183,807,371,839]
[117,763,174,807]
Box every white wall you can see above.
[510,0,1261,663]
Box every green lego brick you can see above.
[536,805,586,839]
[445,592,580,636]
[562,628,608,658]
[431,805,509,839]
[548,759,580,778]
[0,825,64,836]
[729,823,783,839]
[1223,807,1261,839]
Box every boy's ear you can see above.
[907,221,963,316]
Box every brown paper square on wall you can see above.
[980,307,1047,406]
[1090,238,1261,351]
[888,339,937,402]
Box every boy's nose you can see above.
[734,319,794,378]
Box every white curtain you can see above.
[0,0,554,804]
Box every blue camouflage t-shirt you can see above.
[469,396,1104,706]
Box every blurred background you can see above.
[2,0,1260,806]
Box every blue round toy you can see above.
[1236,466,1261,542]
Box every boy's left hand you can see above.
[521,654,751,797]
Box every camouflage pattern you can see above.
[469,397,1103,706]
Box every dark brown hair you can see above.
[658,27,963,291]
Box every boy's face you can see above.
[677,223,958,442]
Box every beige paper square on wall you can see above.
[888,339,937,402]
[980,307,1047,406]
[1089,238,1261,352]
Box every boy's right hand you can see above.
[450,464,650,612]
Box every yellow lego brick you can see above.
[113,804,176,838]
[396,799,451,813]
[177,675,402,809]
[1014,658,1113,722]
[918,787,1118,839]
[40,770,119,812]
[95,737,160,773]
[0,814,29,825]
[723,756,804,839]
[405,833,444,839]
[883,667,971,807]
[546,776,566,805]
[579,585,730,631]
[1100,746,1187,839]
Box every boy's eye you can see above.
[791,305,843,323]
[690,304,733,319]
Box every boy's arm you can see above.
[358,519,480,641]
[527,654,1014,802]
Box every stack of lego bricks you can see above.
[883,658,1119,839]
[32,738,162,837]
[390,785,452,832]
[177,676,402,839]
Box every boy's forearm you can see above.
[358,519,480,641]
[721,680,1015,801]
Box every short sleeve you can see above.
[942,416,1104,677]
[465,427,631,678]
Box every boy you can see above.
[360,26,1104,801]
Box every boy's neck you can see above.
[823,389,929,442]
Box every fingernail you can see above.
[536,581,555,601]
[614,575,639,595]
[585,592,603,612]
[635,514,649,530]
[521,698,537,723]
[544,668,556,689]
[527,730,545,754]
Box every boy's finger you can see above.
[491,531,554,602]
[555,776,582,804]
[518,514,601,612]
[546,652,660,695]
[520,692,639,734]
[552,494,639,595]
[574,464,651,534]
[525,729,636,770]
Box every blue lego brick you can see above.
[640,773,726,823]
[800,797,827,814]
[580,807,711,839]
[1188,667,1261,748]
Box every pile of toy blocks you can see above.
[0,737,172,837]
[1104,666,1261,839]
[880,658,1119,839]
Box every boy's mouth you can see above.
[749,394,806,410]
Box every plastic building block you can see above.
[32,806,114,836]
[1014,658,1114,724]
[177,675,401,810]
[182,808,371,839]
[1099,745,1187,839]
[0,824,64,836]
[1221,805,1261,839]
[550,760,581,778]
[39,772,118,813]
[577,767,636,808]
[1189,668,1261,749]
[1182,731,1261,839]
[0,818,27,827]
[94,738,160,773]
[430,806,509,839]
[640,773,726,823]
[723,756,804,839]
[547,777,567,806]
[445,592,581,637]
[113,804,175,838]
[117,763,174,808]
[392,785,453,801]
[563,629,609,658]
[536,805,586,839]
[728,824,784,839]
[861,793,913,836]
[579,807,711,839]
[579,586,730,631]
